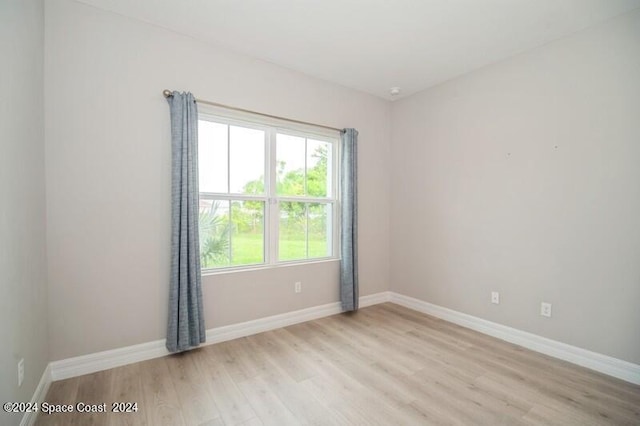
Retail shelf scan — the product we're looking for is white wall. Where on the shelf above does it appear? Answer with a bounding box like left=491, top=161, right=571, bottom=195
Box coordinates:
left=391, top=10, right=640, bottom=364
left=45, top=0, right=391, bottom=361
left=0, top=1, right=49, bottom=425
left=42, top=0, right=640, bottom=370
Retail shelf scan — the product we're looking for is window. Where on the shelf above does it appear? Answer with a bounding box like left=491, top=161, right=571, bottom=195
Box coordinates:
left=198, top=108, right=339, bottom=272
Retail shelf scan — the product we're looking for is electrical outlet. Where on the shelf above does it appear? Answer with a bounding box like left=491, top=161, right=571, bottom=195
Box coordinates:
left=541, top=302, right=552, bottom=318
left=491, top=291, right=500, bottom=304
left=18, top=358, right=24, bottom=387
left=294, top=281, right=302, bottom=293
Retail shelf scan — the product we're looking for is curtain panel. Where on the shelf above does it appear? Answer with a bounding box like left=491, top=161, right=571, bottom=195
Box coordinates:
left=340, top=128, right=359, bottom=311
left=166, top=91, right=206, bottom=352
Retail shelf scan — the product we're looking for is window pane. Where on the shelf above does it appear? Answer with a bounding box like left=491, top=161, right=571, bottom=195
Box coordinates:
left=279, top=202, right=306, bottom=261
left=308, top=203, right=331, bottom=258
left=230, top=200, right=264, bottom=266
left=276, top=133, right=305, bottom=196
left=199, top=200, right=230, bottom=268
left=198, top=121, right=228, bottom=193
left=307, top=139, right=331, bottom=197
left=229, top=125, right=265, bottom=194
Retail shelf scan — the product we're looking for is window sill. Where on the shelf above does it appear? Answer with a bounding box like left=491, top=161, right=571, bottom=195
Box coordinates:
left=201, top=257, right=340, bottom=277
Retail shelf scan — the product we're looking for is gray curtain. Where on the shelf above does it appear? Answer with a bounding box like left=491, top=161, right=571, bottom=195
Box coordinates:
left=166, top=91, right=205, bottom=353
left=340, top=128, right=359, bottom=311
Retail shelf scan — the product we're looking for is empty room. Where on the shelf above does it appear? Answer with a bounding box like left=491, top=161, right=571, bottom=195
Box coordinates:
left=2, top=0, right=640, bottom=425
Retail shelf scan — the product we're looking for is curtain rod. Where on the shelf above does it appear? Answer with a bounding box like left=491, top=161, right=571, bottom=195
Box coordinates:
left=163, top=90, right=343, bottom=133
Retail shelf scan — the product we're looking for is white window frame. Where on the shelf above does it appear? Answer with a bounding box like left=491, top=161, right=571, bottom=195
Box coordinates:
left=198, top=104, right=341, bottom=275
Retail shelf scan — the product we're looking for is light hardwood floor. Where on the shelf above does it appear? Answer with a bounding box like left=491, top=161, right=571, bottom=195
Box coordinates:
left=35, top=303, right=640, bottom=425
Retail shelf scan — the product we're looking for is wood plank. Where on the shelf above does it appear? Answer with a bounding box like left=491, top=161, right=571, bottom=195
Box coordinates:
left=73, top=369, right=113, bottom=426
left=165, top=351, right=221, bottom=425
left=139, top=357, right=186, bottom=426
left=192, top=346, right=257, bottom=425
left=259, top=371, right=348, bottom=426
left=236, top=375, right=300, bottom=426
left=207, top=337, right=272, bottom=383
left=34, top=377, right=80, bottom=426
left=246, top=330, right=319, bottom=382
left=106, top=362, right=146, bottom=426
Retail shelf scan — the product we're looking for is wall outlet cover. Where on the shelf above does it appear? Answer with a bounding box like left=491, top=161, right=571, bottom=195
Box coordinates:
left=541, top=302, right=552, bottom=318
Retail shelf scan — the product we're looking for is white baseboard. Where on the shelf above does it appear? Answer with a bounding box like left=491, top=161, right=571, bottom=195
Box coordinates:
left=389, top=292, right=640, bottom=385
left=205, top=291, right=391, bottom=345
left=20, top=364, right=52, bottom=426
left=50, top=292, right=391, bottom=381
left=205, top=301, right=340, bottom=346
left=47, top=289, right=638, bottom=387
left=360, top=291, right=393, bottom=307
left=50, top=338, right=169, bottom=381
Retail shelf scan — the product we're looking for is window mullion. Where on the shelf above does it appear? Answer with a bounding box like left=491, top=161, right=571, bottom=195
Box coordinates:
left=276, top=196, right=335, bottom=204
left=305, top=203, right=309, bottom=258
left=226, top=125, right=231, bottom=193
left=268, top=128, right=278, bottom=264
left=199, top=193, right=267, bottom=202
left=304, top=138, right=308, bottom=196
left=228, top=200, right=233, bottom=265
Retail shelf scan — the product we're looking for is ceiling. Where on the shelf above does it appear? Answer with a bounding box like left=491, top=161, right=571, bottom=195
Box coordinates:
left=76, top=0, right=640, bottom=100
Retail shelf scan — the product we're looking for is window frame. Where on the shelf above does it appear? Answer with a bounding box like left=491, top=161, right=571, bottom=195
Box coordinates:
left=198, top=105, right=341, bottom=275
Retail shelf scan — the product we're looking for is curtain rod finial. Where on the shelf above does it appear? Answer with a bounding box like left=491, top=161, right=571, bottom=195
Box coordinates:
left=163, top=89, right=173, bottom=98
